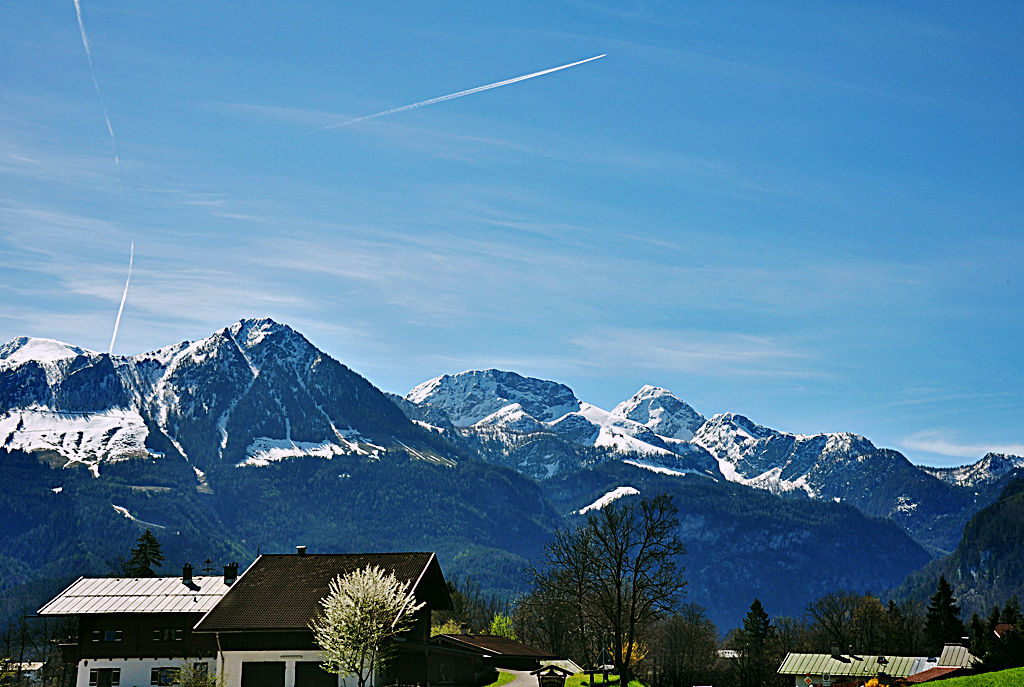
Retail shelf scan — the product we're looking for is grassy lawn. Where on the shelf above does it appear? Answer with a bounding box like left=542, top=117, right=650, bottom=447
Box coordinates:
left=563, top=674, right=644, bottom=687
left=481, top=672, right=517, bottom=687
left=936, top=667, right=1024, bottom=687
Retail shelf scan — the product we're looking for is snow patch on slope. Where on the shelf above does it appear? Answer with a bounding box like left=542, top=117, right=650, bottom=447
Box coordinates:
left=239, top=436, right=370, bottom=467
left=577, top=486, right=639, bottom=514
left=579, top=403, right=674, bottom=456
left=112, top=504, right=165, bottom=529
left=0, top=408, right=150, bottom=465
left=623, top=459, right=713, bottom=477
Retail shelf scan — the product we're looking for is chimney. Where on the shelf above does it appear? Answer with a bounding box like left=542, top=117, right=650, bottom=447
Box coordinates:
left=460, top=623, right=470, bottom=636
left=182, top=563, right=193, bottom=585
left=831, top=646, right=841, bottom=659
left=297, top=546, right=307, bottom=556
left=224, top=562, right=238, bottom=585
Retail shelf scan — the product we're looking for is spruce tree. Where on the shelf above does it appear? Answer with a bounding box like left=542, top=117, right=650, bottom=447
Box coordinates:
left=924, top=575, right=963, bottom=654
left=1001, top=595, right=1022, bottom=626
left=731, top=599, right=776, bottom=687
left=743, top=599, right=774, bottom=647
left=128, top=529, right=165, bottom=577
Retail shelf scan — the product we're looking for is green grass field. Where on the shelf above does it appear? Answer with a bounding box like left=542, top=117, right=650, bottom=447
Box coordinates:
left=929, top=667, right=1024, bottom=687
left=562, top=674, right=644, bottom=687
left=482, top=672, right=517, bottom=687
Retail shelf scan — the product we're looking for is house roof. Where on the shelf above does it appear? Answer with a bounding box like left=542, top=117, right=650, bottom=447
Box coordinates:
left=778, top=654, right=928, bottom=679
left=778, top=645, right=977, bottom=680
left=994, top=623, right=1015, bottom=639
left=37, top=576, right=232, bottom=615
left=432, top=634, right=556, bottom=658
left=904, top=666, right=964, bottom=684
left=194, top=552, right=451, bottom=633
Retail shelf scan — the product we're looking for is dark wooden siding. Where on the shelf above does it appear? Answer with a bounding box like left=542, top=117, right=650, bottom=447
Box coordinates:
left=77, top=613, right=217, bottom=659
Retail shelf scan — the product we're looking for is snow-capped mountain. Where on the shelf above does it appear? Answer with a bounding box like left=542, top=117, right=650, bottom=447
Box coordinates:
left=691, top=412, right=877, bottom=497
left=398, top=368, right=1023, bottom=554
left=0, top=319, right=442, bottom=475
left=402, top=370, right=720, bottom=480
left=407, top=369, right=581, bottom=425
left=612, top=385, right=706, bottom=440
left=922, top=453, right=1024, bottom=488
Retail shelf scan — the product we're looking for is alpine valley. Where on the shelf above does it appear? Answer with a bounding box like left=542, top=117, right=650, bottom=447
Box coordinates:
left=1, top=319, right=1021, bottom=630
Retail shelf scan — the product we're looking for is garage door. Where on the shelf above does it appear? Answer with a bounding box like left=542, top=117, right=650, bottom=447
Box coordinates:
left=295, top=663, right=337, bottom=687
left=241, top=663, right=285, bottom=687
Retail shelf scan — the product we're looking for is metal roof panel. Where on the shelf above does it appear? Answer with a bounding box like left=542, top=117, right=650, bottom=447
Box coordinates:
left=37, top=576, right=233, bottom=615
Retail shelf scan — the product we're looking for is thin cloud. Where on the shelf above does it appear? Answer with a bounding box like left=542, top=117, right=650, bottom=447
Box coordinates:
left=569, top=328, right=816, bottom=379
left=901, top=431, right=1024, bottom=459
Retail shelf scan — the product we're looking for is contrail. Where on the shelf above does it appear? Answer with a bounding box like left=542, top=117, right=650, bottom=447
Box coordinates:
left=108, top=241, right=133, bottom=355
left=293, top=54, right=605, bottom=139
left=73, top=0, right=121, bottom=177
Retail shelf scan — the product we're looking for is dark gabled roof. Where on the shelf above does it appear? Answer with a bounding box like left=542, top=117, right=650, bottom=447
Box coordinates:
left=194, top=552, right=451, bottom=632
left=432, top=634, right=556, bottom=659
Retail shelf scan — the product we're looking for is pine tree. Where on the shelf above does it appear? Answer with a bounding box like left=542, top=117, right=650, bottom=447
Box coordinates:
left=743, top=599, right=773, bottom=647
left=128, top=529, right=165, bottom=577
left=1001, top=595, right=1022, bottom=626
left=924, top=575, right=963, bottom=654
left=731, top=599, right=776, bottom=687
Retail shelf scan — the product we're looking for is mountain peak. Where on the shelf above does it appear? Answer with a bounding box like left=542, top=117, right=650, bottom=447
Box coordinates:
left=611, top=385, right=705, bottom=440
left=0, top=337, right=95, bottom=370
left=227, top=318, right=295, bottom=348
left=405, top=369, right=581, bottom=426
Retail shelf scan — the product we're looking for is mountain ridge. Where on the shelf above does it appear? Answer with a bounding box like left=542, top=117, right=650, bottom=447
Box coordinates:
left=1, top=318, right=1023, bottom=632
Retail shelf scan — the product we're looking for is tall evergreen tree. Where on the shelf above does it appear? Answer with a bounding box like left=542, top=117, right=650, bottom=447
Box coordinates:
left=1001, top=595, right=1022, bottom=626
left=731, top=599, right=777, bottom=687
left=744, top=599, right=773, bottom=646
left=128, top=529, right=165, bottom=577
left=924, top=575, right=963, bottom=653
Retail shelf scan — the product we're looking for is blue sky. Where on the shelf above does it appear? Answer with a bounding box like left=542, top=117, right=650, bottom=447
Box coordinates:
left=1, top=1, right=1021, bottom=467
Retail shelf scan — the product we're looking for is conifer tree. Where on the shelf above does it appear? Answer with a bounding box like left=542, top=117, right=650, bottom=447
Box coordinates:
left=128, top=529, right=165, bottom=577
left=924, top=575, right=963, bottom=654
left=1001, top=595, right=1022, bottom=626
left=731, top=599, right=776, bottom=687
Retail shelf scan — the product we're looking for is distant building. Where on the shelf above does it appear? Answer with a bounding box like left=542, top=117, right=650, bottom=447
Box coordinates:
left=777, top=643, right=977, bottom=686
left=431, top=633, right=557, bottom=670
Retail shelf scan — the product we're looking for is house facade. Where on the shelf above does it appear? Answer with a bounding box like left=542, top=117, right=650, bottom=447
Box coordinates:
left=37, top=564, right=237, bottom=687
left=192, top=549, right=489, bottom=687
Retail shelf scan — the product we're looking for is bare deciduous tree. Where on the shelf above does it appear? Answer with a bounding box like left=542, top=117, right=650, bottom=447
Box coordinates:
left=531, top=493, right=687, bottom=683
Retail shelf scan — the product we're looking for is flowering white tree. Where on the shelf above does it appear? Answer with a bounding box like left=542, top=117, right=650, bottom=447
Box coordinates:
left=309, top=566, right=425, bottom=687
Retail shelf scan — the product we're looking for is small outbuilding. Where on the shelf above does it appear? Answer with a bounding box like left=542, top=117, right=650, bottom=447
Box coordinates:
left=431, top=634, right=558, bottom=671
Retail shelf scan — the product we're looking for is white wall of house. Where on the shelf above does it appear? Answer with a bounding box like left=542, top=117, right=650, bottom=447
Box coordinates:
left=76, top=657, right=215, bottom=687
